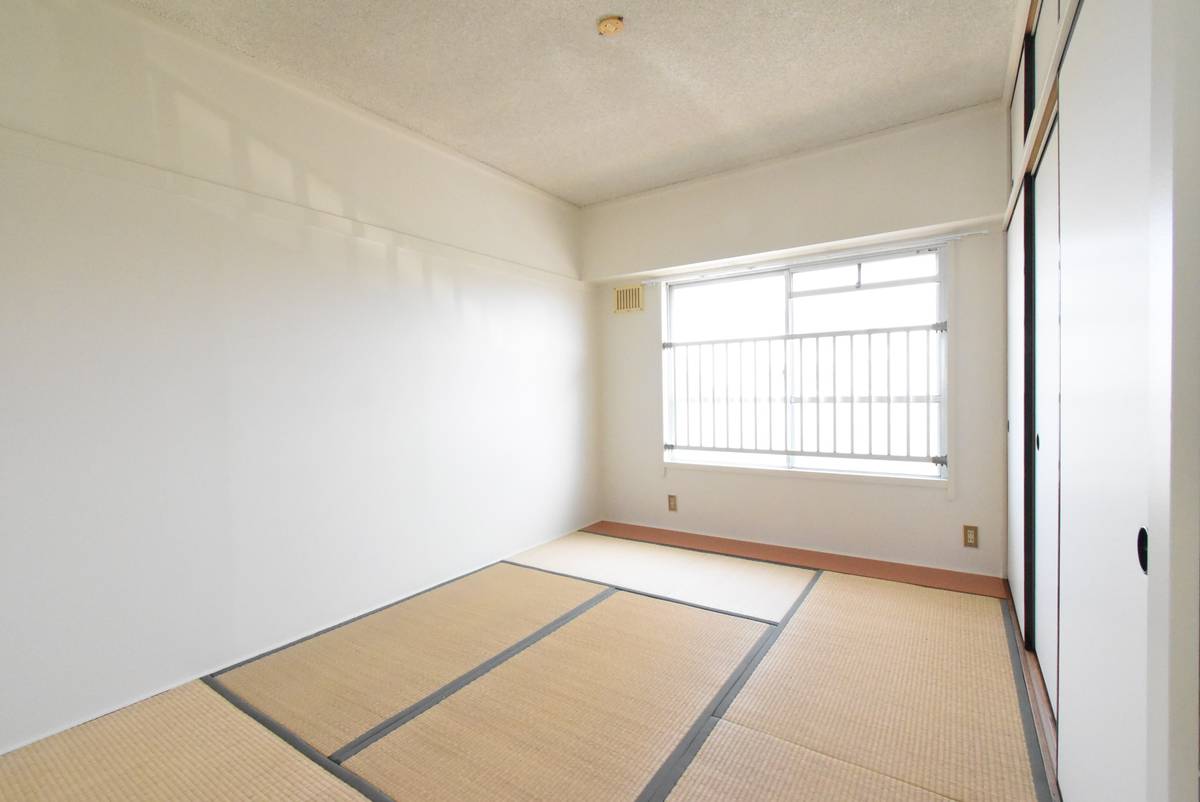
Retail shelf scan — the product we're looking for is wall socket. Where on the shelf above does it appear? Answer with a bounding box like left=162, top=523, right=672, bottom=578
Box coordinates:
left=963, top=525, right=979, bottom=548
left=667, top=494, right=678, bottom=512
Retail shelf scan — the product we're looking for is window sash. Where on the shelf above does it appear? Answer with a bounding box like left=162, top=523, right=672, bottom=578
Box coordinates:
left=662, top=246, right=949, bottom=477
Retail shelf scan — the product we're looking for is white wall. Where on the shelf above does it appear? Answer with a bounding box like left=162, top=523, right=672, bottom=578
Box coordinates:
left=1147, top=0, right=1200, bottom=797
left=598, top=230, right=1009, bottom=576
left=581, top=103, right=1007, bottom=280
left=0, top=0, right=578, bottom=278
left=592, top=104, right=1010, bottom=577
left=0, top=0, right=597, bottom=754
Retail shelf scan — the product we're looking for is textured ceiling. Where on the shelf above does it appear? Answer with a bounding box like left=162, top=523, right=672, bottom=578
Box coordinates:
left=125, top=0, right=1016, bottom=206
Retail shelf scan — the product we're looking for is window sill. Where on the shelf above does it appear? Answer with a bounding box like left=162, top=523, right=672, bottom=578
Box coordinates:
left=662, top=459, right=951, bottom=489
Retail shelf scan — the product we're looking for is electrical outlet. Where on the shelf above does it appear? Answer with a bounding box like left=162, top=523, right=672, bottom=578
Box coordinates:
left=667, top=494, right=677, bottom=512
left=963, top=525, right=979, bottom=548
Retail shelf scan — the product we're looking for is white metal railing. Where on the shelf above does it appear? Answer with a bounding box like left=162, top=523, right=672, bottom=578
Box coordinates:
left=663, top=322, right=947, bottom=466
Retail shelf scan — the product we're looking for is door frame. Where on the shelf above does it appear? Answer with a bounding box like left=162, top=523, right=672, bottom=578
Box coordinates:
left=1022, top=170, right=1037, bottom=653
left=1029, top=117, right=1061, bottom=712
left=1024, top=113, right=1062, bottom=670
left=1019, top=29, right=1039, bottom=653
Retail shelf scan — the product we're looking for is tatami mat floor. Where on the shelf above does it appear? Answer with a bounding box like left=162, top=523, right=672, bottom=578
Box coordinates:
left=345, top=592, right=764, bottom=801
left=0, top=532, right=1051, bottom=802
left=0, top=682, right=368, bottom=802
left=669, top=720, right=952, bottom=802
left=685, top=572, right=1048, bottom=802
left=218, top=562, right=601, bottom=757
left=510, top=531, right=814, bottom=622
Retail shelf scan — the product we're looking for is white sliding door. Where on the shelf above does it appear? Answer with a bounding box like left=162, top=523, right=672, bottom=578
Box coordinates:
left=1032, top=126, right=1060, bottom=715
left=1006, top=191, right=1027, bottom=634
left=1056, top=0, right=1151, bottom=797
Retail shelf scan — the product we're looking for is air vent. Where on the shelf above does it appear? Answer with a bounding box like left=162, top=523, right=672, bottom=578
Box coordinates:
left=613, top=285, right=643, bottom=313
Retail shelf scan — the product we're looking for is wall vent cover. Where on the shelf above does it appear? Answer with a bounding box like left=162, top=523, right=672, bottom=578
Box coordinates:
left=613, top=285, right=644, bottom=313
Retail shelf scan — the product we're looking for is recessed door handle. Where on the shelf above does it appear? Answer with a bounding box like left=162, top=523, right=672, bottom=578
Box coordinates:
left=1035, top=433, right=1040, bottom=450
left=1137, top=528, right=1148, bottom=574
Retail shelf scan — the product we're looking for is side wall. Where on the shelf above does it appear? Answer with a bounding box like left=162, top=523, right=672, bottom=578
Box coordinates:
left=581, top=103, right=1007, bottom=280
left=0, top=0, right=597, bottom=754
left=1147, top=0, right=1200, bottom=797
left=597, top=233, right=1008, bottom=576
left=591, top=104, right=1010, bottom=577
left=0, top=0, right=578, bottom=277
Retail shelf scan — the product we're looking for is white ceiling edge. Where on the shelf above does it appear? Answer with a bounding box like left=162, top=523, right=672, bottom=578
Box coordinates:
left=581, top=101, right=1006, bottom=213
left=590, top=215, right=1005, bottom=285
left=1003, top=0, right=1036, bottom=107
left=111, top=0, right=1010, bottom=221
left=107, top=0, right=582, bottom=214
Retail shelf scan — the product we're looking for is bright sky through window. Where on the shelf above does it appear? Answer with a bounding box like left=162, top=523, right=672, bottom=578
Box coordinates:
left=663, top=248, right=947, bottom=478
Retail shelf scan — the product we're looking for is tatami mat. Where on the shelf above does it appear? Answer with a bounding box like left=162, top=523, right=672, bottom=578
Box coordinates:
left=218, top=562, right=601, bottom=756
left=722, top=571, right=1040, bottom=801
left=344, top=591, right=766, bottom=801
left=668, top=719, right=951, bottom=802
left=509, top=531, right=814, bottom=622
left=0, top=682, right=365, bottom=802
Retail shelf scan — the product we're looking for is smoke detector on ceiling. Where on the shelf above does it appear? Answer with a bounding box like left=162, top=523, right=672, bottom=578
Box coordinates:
left=597, top=16, right=625, bottom=37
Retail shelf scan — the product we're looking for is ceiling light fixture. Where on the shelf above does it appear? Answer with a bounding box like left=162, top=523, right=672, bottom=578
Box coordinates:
left=597, top=15, right=624, bottom=37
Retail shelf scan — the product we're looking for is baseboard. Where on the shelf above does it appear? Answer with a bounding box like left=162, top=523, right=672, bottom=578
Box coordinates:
left=581, top=520, right=1008, bottom=598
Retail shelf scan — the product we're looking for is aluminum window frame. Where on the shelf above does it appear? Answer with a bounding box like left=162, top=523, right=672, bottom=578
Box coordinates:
left=662, top=244, right=950, bottom=479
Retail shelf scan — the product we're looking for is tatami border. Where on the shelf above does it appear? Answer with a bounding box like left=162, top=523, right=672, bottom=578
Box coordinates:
left=329, top=586, right=617, bottom=763
left=635, top=570, right=824, bottom=802
left=212, top=563, right=497, bottom=677
left=203, top=538, right=1048, bottom=802
left=201, top=676, right=397, bottom=802
left=208, top=546, right=788, bottom=782
left=502, top=559, right=779, bottom=625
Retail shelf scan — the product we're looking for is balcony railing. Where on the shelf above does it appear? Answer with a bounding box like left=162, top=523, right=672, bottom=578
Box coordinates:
left=663, top=322, right=948, bottom=467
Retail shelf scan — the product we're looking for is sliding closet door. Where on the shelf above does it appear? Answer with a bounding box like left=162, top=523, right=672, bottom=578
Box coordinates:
left=1006, top=193, right=1027, bottom=634
left=1056, top=0, right=1150, bottom=796
left=1032, top=126, right=1060, bottom=715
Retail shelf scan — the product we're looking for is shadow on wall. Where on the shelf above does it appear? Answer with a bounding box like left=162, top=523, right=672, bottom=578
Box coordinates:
left=1, top=0, right=578, bottom=277
left=0, top=0, right=598, bottom=757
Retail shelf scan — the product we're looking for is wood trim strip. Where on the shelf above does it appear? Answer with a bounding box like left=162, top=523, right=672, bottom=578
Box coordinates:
left=581, top=521, right=1008, bottom=599
left=1002, top=0, right=1038, bottom=108
left=1001, top=0, right=1067, bottom=119
left=1006, top=82, right=1061, bottom=230
left=1004, top=0, right=1082, bottom=230
left=1000, top=598, right=1055, bottom=801
left=1004, top=581, right=1062, bottom=800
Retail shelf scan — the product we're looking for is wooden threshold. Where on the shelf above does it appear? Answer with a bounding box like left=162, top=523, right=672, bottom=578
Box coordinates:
left=581, top=521, right=1008, bottom=599
left=1004, top=581, right=1061, bottom=799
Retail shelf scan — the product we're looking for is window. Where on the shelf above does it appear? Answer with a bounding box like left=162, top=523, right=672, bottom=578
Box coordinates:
left=663, top=247, right=948, bottom=478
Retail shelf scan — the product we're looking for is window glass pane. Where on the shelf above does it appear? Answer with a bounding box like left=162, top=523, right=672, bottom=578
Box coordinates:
left=789, top=283, right=938, bottom=334
left=670, top=274, right=785, bottom=342
left=860, top=253, right=938, bottom=284
left=663, top=249, right=946, bottom=479
left=790, top=264, right=857, bottom=293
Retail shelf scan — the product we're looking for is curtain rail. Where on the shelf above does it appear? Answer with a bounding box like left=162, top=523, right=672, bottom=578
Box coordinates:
left=663, top=321, right=946, bottom=350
